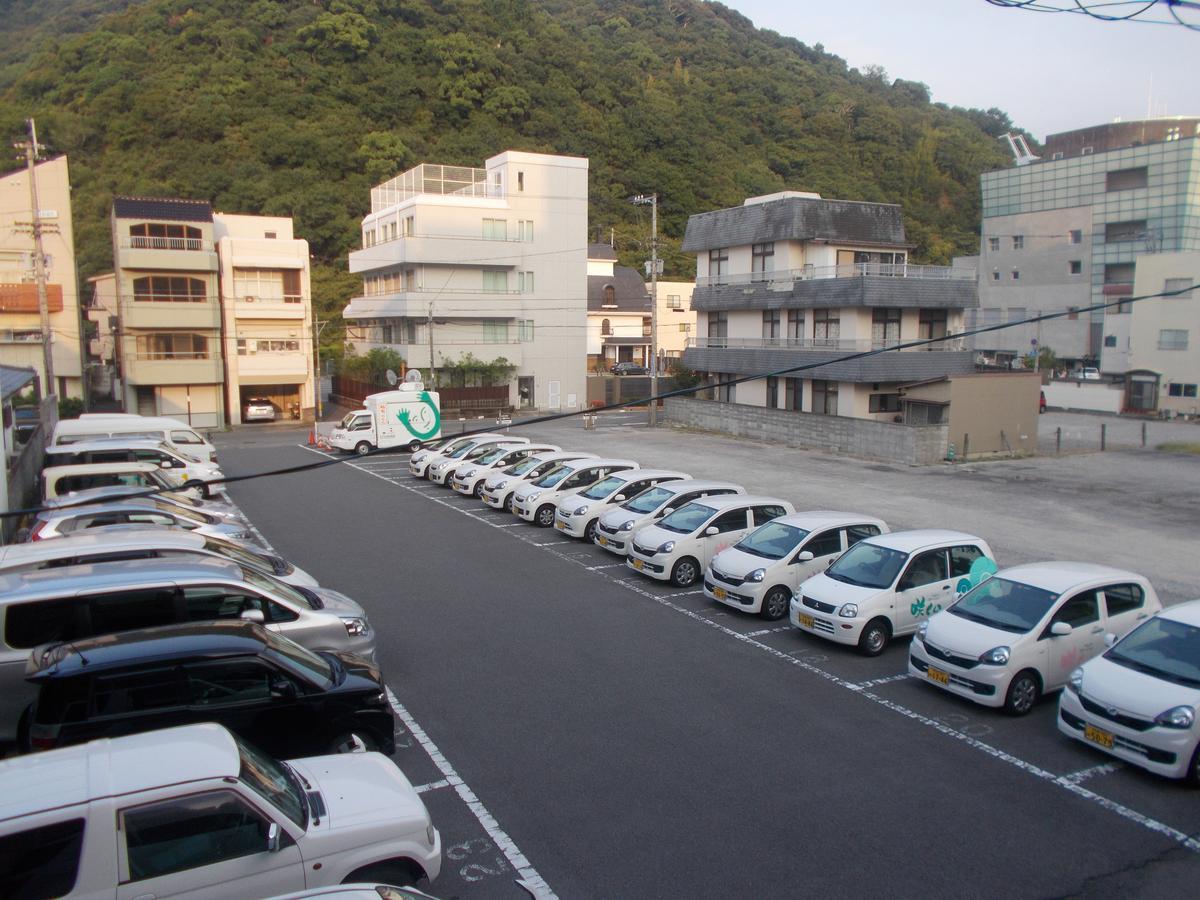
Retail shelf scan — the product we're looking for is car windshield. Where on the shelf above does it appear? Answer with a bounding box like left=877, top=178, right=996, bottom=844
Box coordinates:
left=237, top=736, right=307, bottom=828
left=624, top=485, right=673, bottom=514
left=580, top=475, right=625, bottom=501
left=477, top=447, right=509, bottom=464
left=825, top=542, right=906, bottom=589
left=948, top=577, right=1058, bottom=633
left=1105, top=616, right=1200, bottom=688
left=447, top=441, right=478, bottom=459
left=736, top=522, right=809, bottom=560
left=240, top=566, right=315, bottom=609
left=658, top=502, right=716, bottom=534
left=506, top=457, right=543, bottom=476
left=150, top=503, right=209, bottom=526
left=156, top=489, right=201, bottom=509
left=531, top=464, right=573, bottom=488
left=263, top=631, right=333, bottom=687
left=203, top=537, right=276, bottom=574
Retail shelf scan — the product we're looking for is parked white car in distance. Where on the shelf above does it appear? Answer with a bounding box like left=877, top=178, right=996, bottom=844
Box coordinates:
left=426, top=435, right=528, bottom=485
left=791, top=529, right=996, bottom=656
left=1058, top=599, right=1200, bottom=782
left=409, top=433, right=506, bottom=478
left=479, top=451, right=596, bottom=512
left=451, top=443, right=558, bottom=497
left=626, top=495, right=795, bottom=588
left=594, top=480, right=745, bottom=557
left=706, top=511, right=890, bottom=621
left=511, top=458, right=640, bottom=527
left=554, top=469, right=691, bottom=542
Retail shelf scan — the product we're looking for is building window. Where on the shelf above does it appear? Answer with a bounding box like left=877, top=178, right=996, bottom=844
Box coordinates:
left=404, top=215, right=414, bottom=236
left=715, top=375, right=735, bottom=403
left=679, top=322, right=691, bottom=333
left=1012, top=235, right=1024, bottom=250
left=1159, top=329, right=1189, bottom=351
left=1081, top=146, right=1094, bottom=155
left=786, top=309, right=804, bottom=343
left=1166, top=126, right=1181, bottom=141
left=519, top=271, right=535, bottom=293
left=1104, top=335, right=1118, bottom=348
left=1116, top=300, right=1132, bottom=314
left=389, top=222, right=397, bottom=241
left=784, top=378, right=801, bottom=411
left=1069, top=260, right=1082, bottom=275
left=992, top=269, right=1000, bottom=281
left=667, top=294, right=681, bottom=309
left=482, top=271, right=507, bottom=293
left=132, top=276, right=207, bottom=302
left=1105, top=263, right=1135, bottom=286
left=232, top=269, right=301, bottom=303
left=766, top=376, right=779, bottom=408
left=869, top=393, right=902, bottom=413
left=518, top=320, right=534, bottom=342
left=871, top=308, right=900, bottom=348
left=987, top=237, right=999, bottom=252
left=708, top=248, right=729, bottom=284
left=136, top=333, right=207, bottom=359
left=642, top=316, right=652, bottom=337
left=1069, top=229, right=1082, bottom=244
left=919, top=308, right=948, bottom=344
left=482, top=218, right=507, bottom=240
left=1165, top=277, right=1194, bottom=295
left=602, top=285, right=616, bottom=307
left=707, top=311, right=728, bottom=344
left=1105, top=220, right=1146, bottom=243
left=1168, top=383, right=1198, bottom=398
left=517, top=171, right=524, bottom=192
left=483, top=320, right=509, bottom=343
left=128, top=223, right=202, bottom=250
left=1006, top=307, right=1026, bottom=324
left=517, top=220, right=534, bottom=242
left=264, top=231, right=277, bottom=239
left=1051, top=152, right=1064, bottom=160
left=1106, top=167, right=1147, bottom=191
left=601, top=318, right=612, bottom=336
left=812, top=309, right=839, bottom=346
left=751, top=242, right=775, bottom=281
left=811, top=379, right=838, bottom=416
left=237, top=338, right=302, bottom=355
left=1011, top=270, right=1020, bottom=280
left=762, top=309, right=781, bottom=342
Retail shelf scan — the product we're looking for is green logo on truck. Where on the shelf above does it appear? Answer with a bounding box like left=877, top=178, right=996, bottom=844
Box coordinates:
left=397, top=391, right=440, bottom=440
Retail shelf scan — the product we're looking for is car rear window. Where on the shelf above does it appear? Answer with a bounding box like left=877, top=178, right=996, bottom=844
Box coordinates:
left=0, top=818, right=85, bottom=898
left=5, top=599, right=87, bottom=650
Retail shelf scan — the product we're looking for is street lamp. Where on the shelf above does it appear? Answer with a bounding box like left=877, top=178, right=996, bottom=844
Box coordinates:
left=630, top=193, right=659, bottom=427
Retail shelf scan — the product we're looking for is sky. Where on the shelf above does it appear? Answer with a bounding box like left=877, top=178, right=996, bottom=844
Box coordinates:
left=725, top=0, right=1198, bottom=141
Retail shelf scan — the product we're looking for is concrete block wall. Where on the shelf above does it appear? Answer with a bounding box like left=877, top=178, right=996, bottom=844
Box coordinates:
left=665, top=397, right=949, bottom=466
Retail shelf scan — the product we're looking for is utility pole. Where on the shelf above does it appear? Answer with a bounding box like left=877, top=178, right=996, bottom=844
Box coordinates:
left=313, top=315, right=328, bottom=419
left=14, top=118, right=56, bottom=403
left=427, top=301, right=435, bottom=387
left=631, top=193, right=659, bottom=427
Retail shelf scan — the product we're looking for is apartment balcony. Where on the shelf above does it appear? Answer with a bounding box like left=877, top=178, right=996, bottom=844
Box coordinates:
left=343, top=290, right=524, bottom=321
left=347, top=340, right=524, bottom=371
left=234, top=351, right=309, bottom=385
left=349, top=234, right=524, bottom=273
left=0, top=282, right=64, bottom=313
left=232, top=296, right=308, bottom=319
left=121, top=297, right=222, bottom=330
left=117, top=236, right=219, bottom=273
left=691, top=263, right=977, bottom=312
left=125, top=354, right=223, bottom=386
left=682, top=336, right=976, bottom=384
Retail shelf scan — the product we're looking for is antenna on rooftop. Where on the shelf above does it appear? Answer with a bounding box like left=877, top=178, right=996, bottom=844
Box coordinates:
left=1002, top=133, right=1040, bottom=166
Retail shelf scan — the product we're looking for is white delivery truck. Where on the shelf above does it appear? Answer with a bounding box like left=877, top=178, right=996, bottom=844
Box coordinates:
left=328, top=380, right=442, bottom=455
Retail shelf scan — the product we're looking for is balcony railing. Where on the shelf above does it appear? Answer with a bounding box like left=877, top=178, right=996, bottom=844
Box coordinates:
left=696, top=262, right=976, bottom=289
left=121, top=236, right=213, bottom=252
left=362, top=230, right=535, bottom=249
left=687, top=336, right=967, bottom=352
left=133, top=351, right=213, bottom=361
left=121, top=293, right=219, bottom=305
left=370, top=163, right=497, bottom=212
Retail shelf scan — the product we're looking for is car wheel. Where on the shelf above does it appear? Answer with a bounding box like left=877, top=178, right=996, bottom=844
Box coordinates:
left=1185, top=743, right=1200, bottom=788
left=329, top=730, right=379, bottom=754
left=354, top=441, right=372, bottom=456
left=857, top=618, right=891, bottom=656
left=407, top=440, right=420, bottom=452
left=472, top=480, right=484, bottom=498
left=1004, top=670, right=1041, bottom=716
left=16, top=707, right=31, bottom=754
left=535, top=504, right=556, bottom=527
left=584, top=519, right=600, bottom=544
left=761, top=586, right=791, bottom=621
left=671, top=557, right=700, bottom=587
left=343, top=860, right=421, bottom=887
left=504, top=492, right=516, bottom=513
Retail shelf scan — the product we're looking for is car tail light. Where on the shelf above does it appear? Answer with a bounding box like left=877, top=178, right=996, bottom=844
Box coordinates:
left=27, top=520, right=47, bottom=541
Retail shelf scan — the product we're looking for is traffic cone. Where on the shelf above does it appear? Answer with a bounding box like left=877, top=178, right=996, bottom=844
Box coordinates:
left=307, top=428, right=316, bottom=446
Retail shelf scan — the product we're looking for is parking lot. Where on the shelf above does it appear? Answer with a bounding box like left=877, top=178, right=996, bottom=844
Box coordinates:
left=217, top=413, right=1200, bottom=897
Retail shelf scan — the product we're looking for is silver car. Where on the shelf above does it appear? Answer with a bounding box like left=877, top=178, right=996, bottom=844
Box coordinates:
left=244, top=397, right=277, bottom=422
left=0, top=557, right=378, bottom=744
left=45, top=484, right=242, bottom=522
left=31, top=498, right=250, bottom=542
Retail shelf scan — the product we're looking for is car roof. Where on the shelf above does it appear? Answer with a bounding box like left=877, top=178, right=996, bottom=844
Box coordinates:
left=40, top=498, right=183, bottom=518
left=612, top=469, right=690, bottom=481
left=43, top=461, right=160, bottom=476
left=0, top=527, right=205, bottom=567
left=992, top=561, right=1150, bottom=594
left=0, top=723, right=240, bottom=823
left=563, top=457, right=640, bottom=469
left=863, top=529, right=987, bottom=553
left=658, top=480, right=744, bottom=495
left=45, top=486, right=165, bottom=507
left=0, top=555, right=245, bottom=600
left=30, top=621, right=270, bottom=680
left=44, top=438, right=178, bottom=454
left=685, top=494, right=791, bottom=511
left=529, top=450, right=594, bottom=462
left=772, top=510, right=888, bottom=530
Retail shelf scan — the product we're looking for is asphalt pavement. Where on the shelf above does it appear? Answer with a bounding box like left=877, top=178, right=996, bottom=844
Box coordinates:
left=216, top=416, right=1200, bottom=898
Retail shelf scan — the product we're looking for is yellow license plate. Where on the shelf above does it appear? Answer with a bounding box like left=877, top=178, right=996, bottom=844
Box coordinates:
left=597, top=536, right=608, bottom=546
left=798, top=614, right=814, bottom=629
left=927, top=667, right=949, bottom=686
left=1085, top=724, right=1114, bottom=749
left=713, top=587, right=727, bottom=600
left=555, top=521, right=567, bottom=531
left=632, top=558, right=644, bottom=570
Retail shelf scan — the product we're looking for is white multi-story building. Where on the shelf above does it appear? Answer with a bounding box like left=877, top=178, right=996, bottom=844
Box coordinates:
left=343, top=151, right=588, bottom=412
left=1121, top=251, right=1199, bottom=414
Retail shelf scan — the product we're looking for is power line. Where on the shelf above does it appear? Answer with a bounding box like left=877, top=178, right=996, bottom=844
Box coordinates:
left=984, top=0, right=1200, bottom=29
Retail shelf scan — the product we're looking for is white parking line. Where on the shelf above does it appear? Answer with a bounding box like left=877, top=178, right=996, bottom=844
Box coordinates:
left=851, top=673, right=914, bottom=690
left=586, top=563, right=627, bottom=570
left=1062, top=763, right=1123, bottom=784
left=744, top=626, right=794, bottom=638
left=414, top=779, right=452, bottom=794
left=534, top=541, right=573, bottom=547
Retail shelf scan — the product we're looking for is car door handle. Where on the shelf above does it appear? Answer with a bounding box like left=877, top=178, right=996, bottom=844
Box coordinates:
left=1091, top=626, right=1104, bottom=634
left=1136, top=613, right=1148, bottom=619
left=940, top=585, right=950, bottom=590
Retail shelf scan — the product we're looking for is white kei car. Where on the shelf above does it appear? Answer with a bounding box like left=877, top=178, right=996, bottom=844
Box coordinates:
left=706, top=511, right=890, bottom=621
left=594, top=480, right=744, bottom=557
left=479, top=451, right=596, bottom=512
left=427, top=436, right=528, bottom=485
left=626, top=495, right=795, bottom=588
left=451, top=443, right=559, bottom=498
left=910, top=562, right=1160, bottom=715
left=791, top=530, right=996, bottom=656
left=1058, top=599, right=1200, bottom=782
left=511, top=458, right=640, bottom=527
left=408, top=432, right=507, bottom=479
left=554, top=469, right=690, bottom=543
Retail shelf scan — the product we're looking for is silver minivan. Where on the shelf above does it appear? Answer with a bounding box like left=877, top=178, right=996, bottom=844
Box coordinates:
left=0, top=558, right=378, bottom=744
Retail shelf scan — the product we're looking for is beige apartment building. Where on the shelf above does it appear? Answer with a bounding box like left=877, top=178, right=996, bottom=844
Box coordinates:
left=1119, top=251, right=1199, bottom=414
left=0, top=156, right=83, bottom=399
left=343, top=151, right=588, bottom=411
left=656, top=281, right=697, bottom=362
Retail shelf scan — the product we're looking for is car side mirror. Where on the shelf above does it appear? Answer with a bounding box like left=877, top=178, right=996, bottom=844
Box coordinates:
left=793, top=550, right=814, bottom=564
left=1050, top=621, right=1073, bottom=637
left=1104, top=632, right=1117, bottom=648
left=267, top=822, right=281, bottom=853
left=160, top=460, right=173, bottom=469
left=240, top=609, right=266, bottom=624
left=661, top=508, right=674, bottom=516
left=614, top=494, right=626, bottom=502
left=270, top=677, right=297, bottom=699
left=704, top=526, right=719, bottom=536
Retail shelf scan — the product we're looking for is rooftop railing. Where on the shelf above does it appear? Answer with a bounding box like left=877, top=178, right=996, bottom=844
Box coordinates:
left=687, top=336, right=967, bottom=352
left=696, top=262, right=975, bottom=289
left=370, top=163, right=498, bottom=212
left=122, top=236, right=212, bottom=252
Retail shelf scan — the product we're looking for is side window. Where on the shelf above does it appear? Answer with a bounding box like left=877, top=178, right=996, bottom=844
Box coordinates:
left=0, top=818, right=85, bottom=898
left=622, top=480, right=652, bottom=497
left=561, top=473, right=586, bottom=490
left=898, top=550, right=949, bottom=591
left=1052, top=591, right=1101, bottom=628
left=126, top=513, right=178, bottom=527
left=846, top=524, right=882, bottom=546
left=4, top=599, right=86, bottom=649
left=93, top=450, right=133, bottom=463
left=91, top=668, right=187, bottom=717
left=88, top=589, right=177, bottom=634
left=122, top=791, right=271, bottom=882
left=181, top=586, right=263, bottom=621
left=805, top=530, right=843, bottom=558
left=49, top=550, right=151, bottom=567
left=1103, top=583, right=1145, bottom=617
left=752, top=505, right=787, bottom=526
left=949, top=545, right=985, bottom=578
left=171, top=430, right=203, bottom=445
left=710, top=509, right=749, bottom=533
left=185, top=660, right=273, bottom=706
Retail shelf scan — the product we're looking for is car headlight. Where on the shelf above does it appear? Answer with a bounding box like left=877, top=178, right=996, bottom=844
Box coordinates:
left=619, top=520, right=633, bottom=531
left=838, top=602, right=858, bottom=618
left=657, top=540, right=675, bottom=554
left=979, top=645, right=1011, bottom=665
left=526, top=492, right=541, bottom=502
left=342, top=617, right=369, bottom=637
left=1154, top=705, right=1195, bottom=729
left=746, top=568, right=766, bottom=583
left=1067, top=667, right=1084, bottom=695
left=916, top=621, right=929, bottom=642
left=573, top=505, right=589, bottom=516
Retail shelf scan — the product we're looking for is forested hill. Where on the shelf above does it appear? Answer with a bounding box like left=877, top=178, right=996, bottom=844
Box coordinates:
left=0, top=0, right=1023, bottom=339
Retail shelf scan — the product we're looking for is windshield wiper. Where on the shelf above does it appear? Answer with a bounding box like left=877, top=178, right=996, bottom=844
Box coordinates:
left=825, top=571, right=861, bottom=586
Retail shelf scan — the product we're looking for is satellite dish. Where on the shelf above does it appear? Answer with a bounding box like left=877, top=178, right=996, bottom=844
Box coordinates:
left=385, top=369, right=398, bottom=386
left=404, top=369, right=423, bottom=384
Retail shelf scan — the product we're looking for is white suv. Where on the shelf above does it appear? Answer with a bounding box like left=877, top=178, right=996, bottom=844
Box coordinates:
left=594, top=481, right=744, bottom=557
left=626, top=495, right=795, bottom=588
left=706, top=511, right=889, bottom=621
left=791, top=529, right=996, bottom=656
left=479, top=451, right=596, bottom=512
left=511, top=458, right=640, bottom=527
left=0, top=723, right=441, bottom=897
left=554, top=469, right=690, bottom=543
left=451, top=443, right=559, bottom=498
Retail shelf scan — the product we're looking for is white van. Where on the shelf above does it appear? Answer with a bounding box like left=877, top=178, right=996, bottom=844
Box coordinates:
left=511, top=458, right=640, bottom=527
left=44, top=439, right=223, bottom=489
left=791, top=529, right=997, bottom=656
left=553, top=469, right=691, bottom=543
left=594, top=480, right=745, bottom=557
left=706, top=511, right=890, bottom=621
left=42, top=461, right=208, bottom=502
left=52, top=415, right=217, bottom=463
left=626, top=495, right=795, bottom=587
left=0, top=723, right=441, bottom=896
